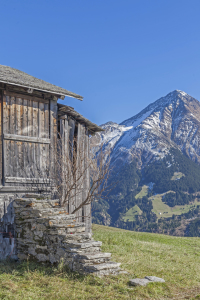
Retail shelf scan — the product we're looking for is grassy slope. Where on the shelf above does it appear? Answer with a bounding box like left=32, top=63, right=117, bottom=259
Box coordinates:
left=122, top=205, right=142, bottom=222
left=171, top=172, right=185, bottom=181
left=135, top=185, right=149, bottom=199
left=124, top=182, right=200, bottom=220
left=150, top=195, right=200, bottom=219
left=0, top=225, right=200, bottom=299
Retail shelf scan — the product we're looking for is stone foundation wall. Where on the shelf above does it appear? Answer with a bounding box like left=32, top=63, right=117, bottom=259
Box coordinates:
left=10, top=196, right=125, bottom=276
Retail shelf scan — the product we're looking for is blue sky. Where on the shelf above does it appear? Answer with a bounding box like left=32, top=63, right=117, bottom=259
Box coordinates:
left=1, top=0, right=200, bottom=125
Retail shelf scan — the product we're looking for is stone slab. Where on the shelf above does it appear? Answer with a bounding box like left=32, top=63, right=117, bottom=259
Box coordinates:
left=129, top=278, right=150, bottom=286
left=145, top=276, right=165, bottom=283
left=130, top=276, right=165, bottom=287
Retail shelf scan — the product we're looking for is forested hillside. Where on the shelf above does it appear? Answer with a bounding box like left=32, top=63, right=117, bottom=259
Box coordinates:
left=92, top=91, right=200, bottom=237
left=92, top=148, right=200, bottom=236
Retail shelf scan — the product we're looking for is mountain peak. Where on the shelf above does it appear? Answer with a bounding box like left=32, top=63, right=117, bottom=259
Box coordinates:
left=93, top=90, right=200, bottom=168
left=167, top=90, right=188, bottom=97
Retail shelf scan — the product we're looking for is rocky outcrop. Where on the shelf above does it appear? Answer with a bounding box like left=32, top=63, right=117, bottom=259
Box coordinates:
left=13, top=195, right=125, bottom=276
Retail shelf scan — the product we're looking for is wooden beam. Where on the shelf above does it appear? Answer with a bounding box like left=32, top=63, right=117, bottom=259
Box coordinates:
left=6, top=91, right=49, bottom=103
left=3, top=133, right=50, bottom=144
left=0, top=186, right=52, bottom=192
left=4, top=177, right=51, bottom=184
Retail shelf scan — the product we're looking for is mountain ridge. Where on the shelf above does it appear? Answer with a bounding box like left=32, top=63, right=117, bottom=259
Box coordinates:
left=91, top=90, right=200, bottom=236
left=94, top=90, right=200, bottom=167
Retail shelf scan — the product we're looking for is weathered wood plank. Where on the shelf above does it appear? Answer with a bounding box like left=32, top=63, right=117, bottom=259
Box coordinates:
left=84, top=129, right=91, bottom=232
left=43, top=102, right=50, bottom=179
left=49, top=99, right=57, bottom=184
left=3, top=95, right=9, bottom=178
left=10, top=96, right=15, bottom=135
left=64, top=117, right=69, bottom=212
left=39, top=102, right=45, bottom=138
left=10, top=141, right=15, bottom=177
left=68, top=117, right=76, bottom=213
left=5, top=177, right=50, bottom=184
left=27, top=99, right=33, bottom=137
left=68, top=117, right=76, bottom=161
left=22, top=100, right=28, bottom=179
left=0, top=186, right=52, bottom=192
left=59, top=119, right=65, bottom=204
left=16, top=98, right=23, bottom=179
left=6, top=91, right=49, bottom=104
left=0, top=93, right=2, bottom=184
left=32, top=101, right=38, bottom=137
left=44, top=102, right=49, bottom=139
left=27, top=100, right=33, bottom=179
left=3, top=95, right=8, bottom=134
left=39, top=102, right=45, bottom=177
left=75, top=123, right=84, bottom=222
left=3, top=133, right=50, bottom=144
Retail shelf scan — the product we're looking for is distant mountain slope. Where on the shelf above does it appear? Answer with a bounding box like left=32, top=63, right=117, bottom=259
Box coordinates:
left=91, top=90, right=200, bottom=236
left=93, top=90, right=200, bottom=167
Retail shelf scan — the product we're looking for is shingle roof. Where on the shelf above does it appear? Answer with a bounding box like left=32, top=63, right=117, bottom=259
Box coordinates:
left=0, top=65, right=83, bottom=100
left=58, top=103, right=103, bottom=133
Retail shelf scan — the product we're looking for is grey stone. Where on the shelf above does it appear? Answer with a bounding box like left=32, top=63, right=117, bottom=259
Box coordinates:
left=1, top=197, right=124, bottom=276
left=145, top=276, right=165, bottom=283
left=34, top=230, right=43, bottom=237
left=129, top=278, right=150, bottom=286
left=56, top=248, right=66, bottom=257
left=28, top=248, right=37, bottom=256
left=49, top=254, right=57, bottom=264
left=36, top=245, right=47, bottom=250
left=36, top=253, right=49, bottom=262
left=18, top=253, right=28, bottom=260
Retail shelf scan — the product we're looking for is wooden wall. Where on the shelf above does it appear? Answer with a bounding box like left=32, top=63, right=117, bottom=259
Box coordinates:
left=1, top=91, right=57, bottom=191
left=59, top=116, right=91, bottom=232
left=0, top=88, right=91, bottom=232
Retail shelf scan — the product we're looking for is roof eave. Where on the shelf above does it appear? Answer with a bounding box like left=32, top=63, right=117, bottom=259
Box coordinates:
left=0, top=79, right=83, bottom=101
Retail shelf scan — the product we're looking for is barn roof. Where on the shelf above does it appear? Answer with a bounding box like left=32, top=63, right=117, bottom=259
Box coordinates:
left=58, top=103, right=103, bottom=133
left=0, top=65, right=83, bottom=100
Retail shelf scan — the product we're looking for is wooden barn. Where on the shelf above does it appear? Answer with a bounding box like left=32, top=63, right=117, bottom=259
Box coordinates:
left=0, top=65, right=102, bottom=236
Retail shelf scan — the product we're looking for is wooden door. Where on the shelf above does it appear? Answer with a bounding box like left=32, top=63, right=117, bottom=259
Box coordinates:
left=2, top=93, right=51, bottom=187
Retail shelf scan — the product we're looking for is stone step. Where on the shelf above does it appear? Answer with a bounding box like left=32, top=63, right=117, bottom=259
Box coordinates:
left=36, top=208, right=74, bottom=217
left=48, top=222, right=85, bottom=229
left=65, top=247, right=102, bottom=254
left=76, top=253, right=111, bottom=265
left=84, top=262, right=121, bottom=272
left=16, top=207, right=72, bottom=215
left=14, top=199, right=60, bottom=209
left=46, top=215, right=77, bottom=223
left=76, top=252, right=111, bottom=260
left=64, top=241, right=102, bottom=249
left=63, top=233, right=92, bottom=241
left=24, top=194, right=51, bottom=199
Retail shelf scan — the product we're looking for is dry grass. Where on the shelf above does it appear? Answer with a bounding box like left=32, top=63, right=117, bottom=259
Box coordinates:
left=0, top=224, right=199, bottom=299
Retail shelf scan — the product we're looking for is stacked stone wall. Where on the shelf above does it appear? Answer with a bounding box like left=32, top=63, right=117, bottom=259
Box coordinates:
left=11, top=196, right=125, bottom=276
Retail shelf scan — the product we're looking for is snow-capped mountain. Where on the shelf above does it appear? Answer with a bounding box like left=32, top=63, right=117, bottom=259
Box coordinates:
left=92, top=90, right=200, bottom=167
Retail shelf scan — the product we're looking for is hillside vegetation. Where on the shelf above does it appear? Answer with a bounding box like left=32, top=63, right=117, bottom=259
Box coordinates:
left=0, top=225, right=199, bottom=299
left=93, top=149, right=200, bottom=236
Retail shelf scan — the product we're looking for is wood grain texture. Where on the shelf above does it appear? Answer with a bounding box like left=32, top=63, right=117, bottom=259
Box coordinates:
left=3, top=134, right=50, bottom=144
left=2, top=96, right=51, bottom=186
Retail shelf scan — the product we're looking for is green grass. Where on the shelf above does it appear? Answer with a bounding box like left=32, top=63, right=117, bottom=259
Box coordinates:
left=129, top=185, right=200, bottom=220
left=150, top=193, right=200, bottom=219
left=0, top=225, right=200, bottom=299
left=122, top=205, right=142, bottom=221
left=135, top=185, right=149, bottom=199
left=171, top=172, right=185, bottom=181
